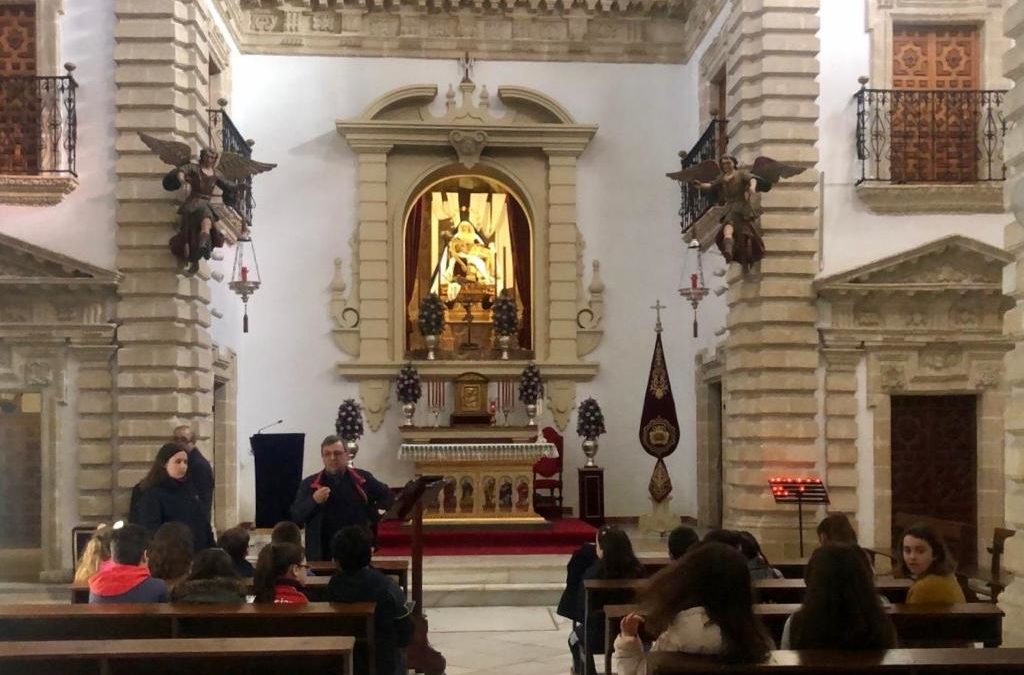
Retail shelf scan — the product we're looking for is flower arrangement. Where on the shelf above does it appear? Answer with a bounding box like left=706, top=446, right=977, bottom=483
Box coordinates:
left=395, top=363, right=422, bottom=405
left=418, top=293, right=446, bottom=336
left=492, top=290, right=519, bottom=337
left=335, top=398, right=364, bottom=442
left=518, top=363, right=544, bottom=405
left=576, top=397, right=606, bottom=439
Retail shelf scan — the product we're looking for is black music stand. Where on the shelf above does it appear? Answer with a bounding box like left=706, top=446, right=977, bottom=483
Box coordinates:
left=382, top=475, right=451, bottom=675
left=769, top=477, right=829, bottom=556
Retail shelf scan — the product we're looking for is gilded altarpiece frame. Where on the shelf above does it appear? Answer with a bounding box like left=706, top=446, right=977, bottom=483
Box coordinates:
left=333, top=81, right=605, bottom=431
left=816, top=236, right=1012, bottom=567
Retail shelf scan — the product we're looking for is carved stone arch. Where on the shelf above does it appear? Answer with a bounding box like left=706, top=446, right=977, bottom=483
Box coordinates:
left=335, top=79, right=604, bottom=432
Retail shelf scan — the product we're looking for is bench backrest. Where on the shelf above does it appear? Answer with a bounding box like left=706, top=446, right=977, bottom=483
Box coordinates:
left=645, top=648, right=1024, bottom=674
left=72, top=574, right=344, bottom=604
left=0, top=636, right=354, bottom=675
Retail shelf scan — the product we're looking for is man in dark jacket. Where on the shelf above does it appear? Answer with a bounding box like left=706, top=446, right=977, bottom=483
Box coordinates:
left=291, top=435, right=394, bottom=561
left=327, top=526, right=413, bottom=675
left=174, top=424, right=215, bottom=520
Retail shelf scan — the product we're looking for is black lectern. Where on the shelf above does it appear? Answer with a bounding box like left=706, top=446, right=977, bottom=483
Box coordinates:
left=251, top=433, right=305, bottom=528
left=383, top=475, right=450, bottom=675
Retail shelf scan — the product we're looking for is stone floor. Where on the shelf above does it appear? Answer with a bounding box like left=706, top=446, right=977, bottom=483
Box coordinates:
left=427, top=605, right=573, bottom=675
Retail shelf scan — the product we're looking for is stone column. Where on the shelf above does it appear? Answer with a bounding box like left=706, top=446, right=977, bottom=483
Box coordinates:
left=1001, top=0, right=1024, bottom=644
left=113, top=0, right=216, bottom=515
left=75, top=345, right=118, bottom=522
left=821, top=349, right=860, bottom=518
left=546, top=151, right=579, bottom=363
left=720, top=0, right=822, bottom=557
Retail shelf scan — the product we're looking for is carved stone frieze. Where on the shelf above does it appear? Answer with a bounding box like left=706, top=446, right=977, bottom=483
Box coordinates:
left=0, top=175, right=78, bottom=206
left=329, top=257, right=360, bottom=357
left=358, top=379, right=391, bottom=432
left=449, top=130, right=488, bottom=169
left=545, top=379, right=577, bottom=432
left=210, top=0, right=727, bottom=64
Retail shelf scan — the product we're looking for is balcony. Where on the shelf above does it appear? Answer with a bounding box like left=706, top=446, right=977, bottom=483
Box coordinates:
left=854, top=81, right=1008, bottom=214
left=208, top=103, right=254, bottom=228
left=677, top=117, right=727, bottom=248
left=0, top=65, right=78, bottom=205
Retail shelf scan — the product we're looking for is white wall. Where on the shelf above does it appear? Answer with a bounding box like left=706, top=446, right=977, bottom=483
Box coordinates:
left=229, top=41, right=731, bottom=519
left=817, top=0, right=1006, bottom=277
left=0, top=0, right=117, bottom=270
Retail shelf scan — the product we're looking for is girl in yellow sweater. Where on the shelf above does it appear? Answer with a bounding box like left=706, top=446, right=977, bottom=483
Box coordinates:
left=899, top=523, right=966, bottom=604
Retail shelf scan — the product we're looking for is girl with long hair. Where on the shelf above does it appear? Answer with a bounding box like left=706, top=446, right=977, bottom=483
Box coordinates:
left=569, top=526, right=645, bottom=675
left=782, top=544, right=896, bottom=649
left=73, top=523, right=115, bottom=584
left=134, top=442, right=214, bottom=551
left=252, top=542, right=308, bottom=604
left=899, top=523, right=965, bottom=604
left=614, top=542, right=772, bottom=674
left=171, top=548, right=246, bottom=604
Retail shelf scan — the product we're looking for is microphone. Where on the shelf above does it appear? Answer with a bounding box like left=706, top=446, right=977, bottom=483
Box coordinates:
left=255, top=419, right=284, bottom=435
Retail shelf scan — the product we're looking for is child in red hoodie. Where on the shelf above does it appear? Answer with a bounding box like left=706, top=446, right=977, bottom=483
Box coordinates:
left=89, top=524, right=169, bottom=604
left=253, top=542, right=308, bottom=604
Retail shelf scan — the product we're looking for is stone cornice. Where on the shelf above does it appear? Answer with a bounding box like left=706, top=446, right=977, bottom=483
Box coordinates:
left=0, top=231, right=121, bottom=287
left=0, top=175, right=78, bottom=206
left=209, top=0, right=724, bottom=64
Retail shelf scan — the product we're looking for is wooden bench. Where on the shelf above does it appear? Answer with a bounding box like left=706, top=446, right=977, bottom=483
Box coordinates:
left=582, top=578, right=910, bottom=675
left=644, top=648, right=1024, bottom=674
left=0, top=602, right=375, bottom=675
left=603, top=602, right=1004, bottom=672
left=71, top=573, right=379, bottom=604
left=0, top=635, right=354, bottom=675
left=639, top=557, right=808, bottom=580
left=307, top=559, right=410, bottom=591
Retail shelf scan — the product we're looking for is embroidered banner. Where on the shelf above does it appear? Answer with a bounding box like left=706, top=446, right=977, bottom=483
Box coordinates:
left=638, top=332, right=680, bottom=502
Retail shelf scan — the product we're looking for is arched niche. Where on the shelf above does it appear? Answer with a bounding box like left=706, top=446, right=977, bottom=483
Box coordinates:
left=333, top=79, right=605, bottom=431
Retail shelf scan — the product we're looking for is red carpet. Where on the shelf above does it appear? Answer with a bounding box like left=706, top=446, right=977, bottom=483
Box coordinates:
left=376, top=518, right=596, bottom=556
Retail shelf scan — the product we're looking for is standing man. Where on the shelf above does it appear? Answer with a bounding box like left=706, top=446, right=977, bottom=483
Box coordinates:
left=173, top=424, right=215, bottom=521
left=291, top=435, right=394, bottom=561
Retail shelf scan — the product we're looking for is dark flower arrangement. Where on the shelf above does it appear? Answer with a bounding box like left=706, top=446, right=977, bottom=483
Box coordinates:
left=335, top=398, right=364, bottom=442
left=492, top=290, right=519, bottom=337
left=418, top=293, right=446, bottom=336
left=395, top=363, right=422, bottom=405
left=576, top=397, right=606, bottom=439
left=518, top=363, right=543, bottom=405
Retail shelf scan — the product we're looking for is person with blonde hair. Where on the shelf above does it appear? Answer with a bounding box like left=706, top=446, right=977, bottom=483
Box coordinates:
left=74, top=523, right=117, bottom=584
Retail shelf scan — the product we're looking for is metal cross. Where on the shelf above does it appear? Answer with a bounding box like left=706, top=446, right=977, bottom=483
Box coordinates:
left=651, top=299, right=665, bottom=333
left=458, top=51, right=475, bottom=83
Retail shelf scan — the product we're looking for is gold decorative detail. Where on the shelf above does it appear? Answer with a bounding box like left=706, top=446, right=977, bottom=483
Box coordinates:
left=648, top=458, right=672, bottom=503
left=642, top=417, right=678, bottom=451
left=648, top=347, right=670, bottom=399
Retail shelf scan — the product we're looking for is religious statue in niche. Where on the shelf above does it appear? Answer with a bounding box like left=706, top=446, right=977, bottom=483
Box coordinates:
left=459, top=477, right=474, bottom=511
left=667, top=156, right=804, bottom=273
left=483, top=476, right=496, bottom=511
left=498, top=477, right=513, bottom=510
left=442, top=476, right=457, bottom=512
left=515, top=477, right=530, bottom=510
left=138, top=132, right=276, bottom=275
left=405, top=176, right=533, bottom=357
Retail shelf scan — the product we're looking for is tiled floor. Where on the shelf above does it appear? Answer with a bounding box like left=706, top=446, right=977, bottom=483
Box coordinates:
left=426, top=605, right=573, bottom=675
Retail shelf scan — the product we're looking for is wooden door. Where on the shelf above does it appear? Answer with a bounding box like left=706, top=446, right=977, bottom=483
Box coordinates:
left=890, top=395, right=977, bottom=566
left=891, top=25, right=980, bottom=182
left=0, top=4, right=39, bottom=174
left=0, top=397, right=42, bottom=552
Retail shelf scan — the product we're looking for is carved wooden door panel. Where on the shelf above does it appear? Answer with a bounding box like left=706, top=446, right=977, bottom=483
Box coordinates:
left=0, top=403, right=42, bottom=551
left=0, top=4, right=39, bottom=175
left=890, top=395, right=977, bottom=566
left=891, top=25, right=980, bottom=182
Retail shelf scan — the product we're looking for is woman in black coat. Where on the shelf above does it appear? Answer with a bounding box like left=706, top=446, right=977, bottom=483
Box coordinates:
left=134, top=442, right=215, bottom=551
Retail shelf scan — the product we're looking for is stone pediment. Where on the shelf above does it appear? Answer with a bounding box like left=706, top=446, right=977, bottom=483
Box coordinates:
left=0, top=231, right=120, bottom=289
left=815, top=236, right=1011, bottom=293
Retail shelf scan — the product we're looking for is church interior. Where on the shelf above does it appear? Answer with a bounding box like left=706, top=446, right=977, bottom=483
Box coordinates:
left=5, top=0, right=1024, bottom=672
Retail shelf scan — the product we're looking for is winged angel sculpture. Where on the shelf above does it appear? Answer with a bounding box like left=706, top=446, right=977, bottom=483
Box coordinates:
left=667, top=155, right=804, bottom=273
left=139, top=132, right=276, bottom=274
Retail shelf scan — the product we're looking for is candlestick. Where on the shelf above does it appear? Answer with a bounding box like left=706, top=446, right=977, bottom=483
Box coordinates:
left=690, top=273, right=697, bottom=289
left=241, top=266, right=249, bottom=282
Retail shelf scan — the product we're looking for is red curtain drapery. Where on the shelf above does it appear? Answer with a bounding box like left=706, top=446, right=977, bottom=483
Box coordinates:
left=506, top=197, right=532, bottom=350
left=404, top=197, right=426, bottom=350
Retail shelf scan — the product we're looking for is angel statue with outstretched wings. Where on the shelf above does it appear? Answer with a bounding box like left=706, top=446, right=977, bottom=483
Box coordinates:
left=667, top=155, right=804, bottom=273
left=138, top=132, right=276, bottom=274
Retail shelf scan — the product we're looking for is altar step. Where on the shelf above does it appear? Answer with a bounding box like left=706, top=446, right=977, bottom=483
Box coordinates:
left=417, top=554, right=568, bottom=607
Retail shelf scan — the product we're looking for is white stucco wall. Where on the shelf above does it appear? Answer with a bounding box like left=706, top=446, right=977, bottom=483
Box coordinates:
left=817, top=0, right=1006, bottom=277
left=0, top=0, right=118, bottom=270
left=228, top=40, right=731, bottom=519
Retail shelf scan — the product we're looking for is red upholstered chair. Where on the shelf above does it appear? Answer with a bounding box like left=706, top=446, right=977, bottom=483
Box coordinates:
left=534, top=426, right=564, bottom=519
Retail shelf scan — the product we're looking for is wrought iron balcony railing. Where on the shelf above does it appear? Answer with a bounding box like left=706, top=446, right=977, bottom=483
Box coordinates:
left=678, top=117, right=726, bottom=236
left=855, top=82, right=1008, bottom=185
left=208, top=104, right=254, bottom=226
left=0, top=66, right=78, bottom=176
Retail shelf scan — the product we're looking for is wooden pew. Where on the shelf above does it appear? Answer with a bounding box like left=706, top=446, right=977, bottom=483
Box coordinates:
left=582, top=578, right=911, bottom=674
left=307, top=559, right=410, bottom=591
left=0, top=603, right=375, bottom=675
left=603, top=602, right=1004, bottom=672
left=72, top=573, right=375, bottom=604
left=645, top=648, right=1024, bottom=674
left=0, top=635, right=354, bottom=675
left=639, top=557, right=808, bottom=580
